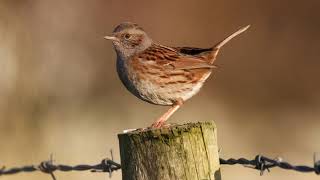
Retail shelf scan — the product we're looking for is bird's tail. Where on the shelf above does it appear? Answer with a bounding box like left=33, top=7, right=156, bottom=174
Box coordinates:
left=208, top=25, right=250, bottom=64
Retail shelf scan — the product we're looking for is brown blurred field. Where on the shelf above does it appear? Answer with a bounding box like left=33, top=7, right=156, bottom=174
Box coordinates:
left=1, top=0, right=320, bottom=179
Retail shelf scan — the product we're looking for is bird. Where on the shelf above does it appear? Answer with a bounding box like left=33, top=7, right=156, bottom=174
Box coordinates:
left=104, top=22, right=250, bottom=128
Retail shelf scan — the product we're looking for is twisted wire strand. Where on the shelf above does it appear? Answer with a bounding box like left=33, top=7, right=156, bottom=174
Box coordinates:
left=0, top=158, right=121, bottom=177
left=219, top=155, right=319, bottom=175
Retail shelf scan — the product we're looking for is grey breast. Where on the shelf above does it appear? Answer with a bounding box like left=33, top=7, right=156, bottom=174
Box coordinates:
left=116, top=55, right=150, bottom=103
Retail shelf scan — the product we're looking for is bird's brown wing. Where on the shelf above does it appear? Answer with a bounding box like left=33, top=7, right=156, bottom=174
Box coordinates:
left=133, top=44, right=214, bottom=85
left=142, top=44, right=215, bottom=71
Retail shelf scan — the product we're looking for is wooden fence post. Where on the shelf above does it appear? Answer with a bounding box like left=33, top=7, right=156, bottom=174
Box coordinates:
left=118, top=122, right=221, bottom=180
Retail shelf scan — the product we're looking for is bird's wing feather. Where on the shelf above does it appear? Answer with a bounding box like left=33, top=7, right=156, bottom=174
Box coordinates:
left=173, top=47, right=213, bottom=56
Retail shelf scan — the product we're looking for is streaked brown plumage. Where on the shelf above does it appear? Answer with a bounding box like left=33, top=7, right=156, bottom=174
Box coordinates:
left=104, top=22, right=250, bottom=128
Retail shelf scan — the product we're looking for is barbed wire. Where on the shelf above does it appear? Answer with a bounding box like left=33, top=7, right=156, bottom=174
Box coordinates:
left=0, top=151, right=121, bottom=180
left=1, top=154, right=319, bottom=179
left=220, top=154, right=320, bottom=175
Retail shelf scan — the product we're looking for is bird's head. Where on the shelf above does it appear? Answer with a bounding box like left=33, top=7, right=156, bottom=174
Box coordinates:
left=104, top=22, right=152, bottom=58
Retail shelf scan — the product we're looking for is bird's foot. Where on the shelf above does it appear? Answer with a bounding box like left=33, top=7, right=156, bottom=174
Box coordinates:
left=150, top=119, right=171, bottom=129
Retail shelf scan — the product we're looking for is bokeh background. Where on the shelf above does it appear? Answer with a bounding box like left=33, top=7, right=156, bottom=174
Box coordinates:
left=1, top=0, right=320, bottom=179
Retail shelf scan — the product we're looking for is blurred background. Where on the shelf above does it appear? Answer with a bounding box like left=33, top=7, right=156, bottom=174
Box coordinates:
left=1, top=0, right=320, bottom=179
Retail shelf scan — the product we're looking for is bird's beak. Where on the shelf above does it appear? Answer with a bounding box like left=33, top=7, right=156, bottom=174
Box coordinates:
left=104, top=35, right=118, bottom=41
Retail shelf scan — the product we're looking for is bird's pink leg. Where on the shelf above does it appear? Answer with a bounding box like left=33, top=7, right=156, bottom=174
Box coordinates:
left=151, top=100, right=183, bottom=128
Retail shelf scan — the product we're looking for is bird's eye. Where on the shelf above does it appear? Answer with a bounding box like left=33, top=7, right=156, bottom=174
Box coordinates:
left=124, top=33, right=131, bottom=39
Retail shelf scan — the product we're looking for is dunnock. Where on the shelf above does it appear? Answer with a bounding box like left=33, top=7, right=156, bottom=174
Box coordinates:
left=104, top=22, right=249, bottom=128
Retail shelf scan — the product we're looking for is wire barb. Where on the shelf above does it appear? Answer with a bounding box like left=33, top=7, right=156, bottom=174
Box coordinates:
left=38, top=154, right=57, bottom=180
left=91, top=149, right=121, bottom=178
